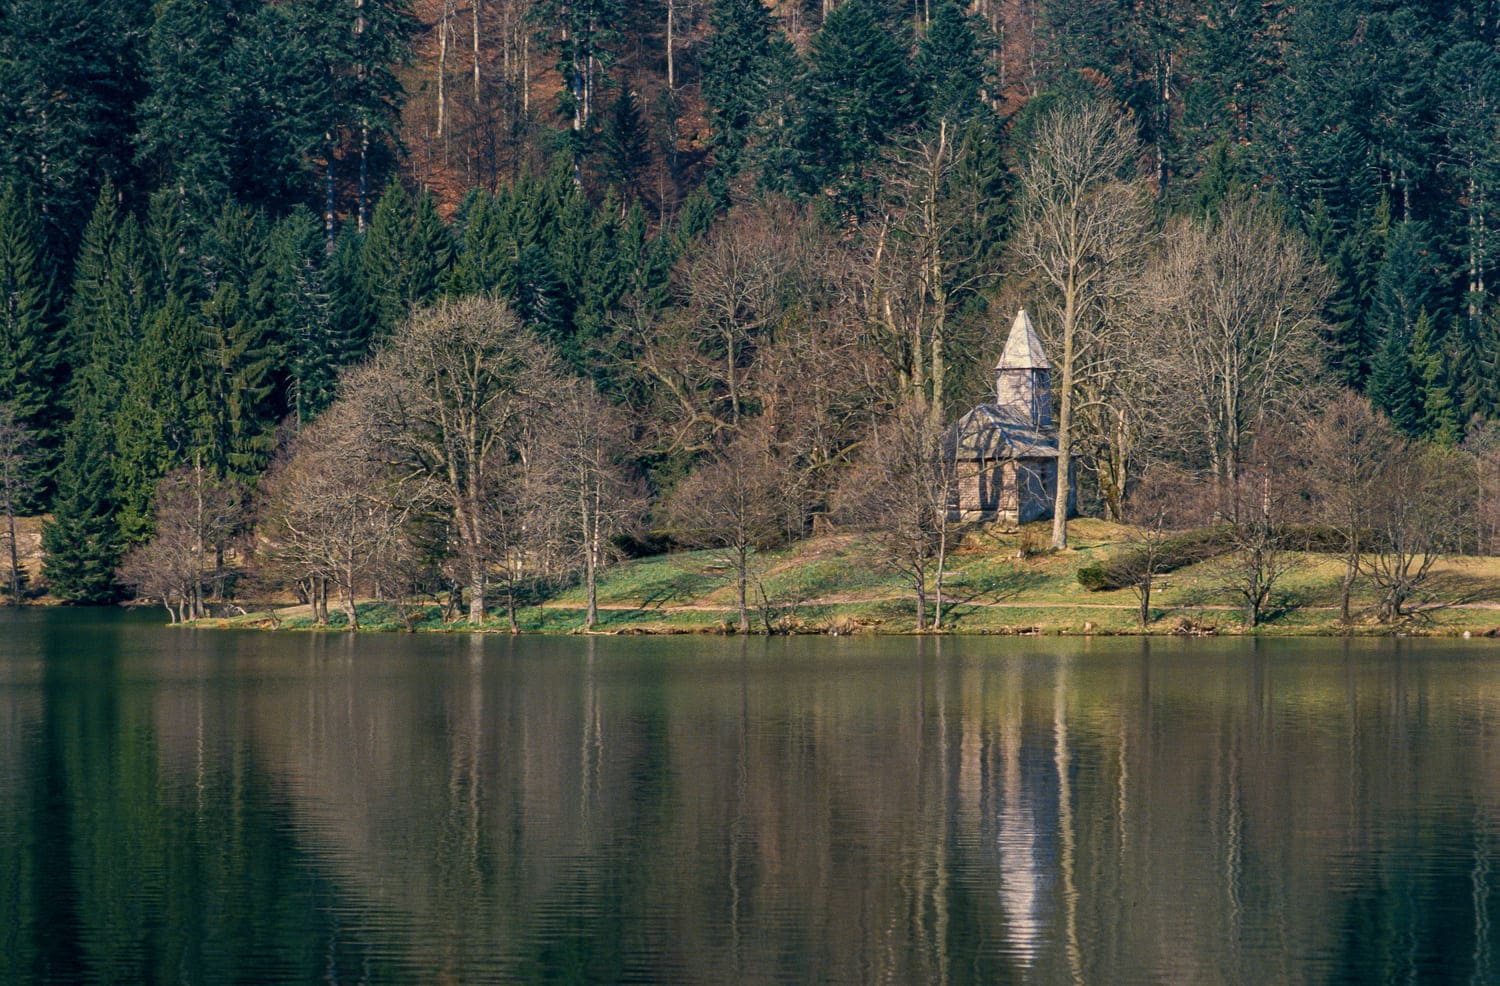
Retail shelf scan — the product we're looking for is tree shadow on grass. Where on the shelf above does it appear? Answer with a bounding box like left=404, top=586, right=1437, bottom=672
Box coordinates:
left=635, top=571, right=718, bottom=609
left=1421, top=571, right=1500, bottom=606
left=945, top=566, right=1053, bottom=606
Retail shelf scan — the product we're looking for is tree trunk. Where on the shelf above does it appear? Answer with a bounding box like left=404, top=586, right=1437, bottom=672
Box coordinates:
left=586, top=561, right=598, bottom=629
left=665, top=0, right=674, bottom=92
left=736, top=540, right=749, bottom=633
left=472, top=0, right=482, bottom=107
left=358, top=121, right=370, bottom=233
left=584, top=483, right=599, bottom=630
left=933, top=520, right=948, bottom=630
left=324, top=137, right=337, bottom=253
left=4, top=499, right=19, bottom=605
left=1051, top=291, right=1076, bottom=550
left=1340, top=549, right=1357, bottom=625
left=469, top=567, right=486, bottom=625
left=437, top=0, right=451, bottom=142
left=344, top=574, right=359, bottom=631
left=193, top=455, right=206, bottom=619
left=925, top=120, right=949, bottom=431
left=1138, top=582, right=1150, bottom=628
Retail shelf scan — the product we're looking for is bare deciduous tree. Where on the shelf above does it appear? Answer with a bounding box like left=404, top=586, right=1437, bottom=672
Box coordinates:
left=665, top=421, right=803, bottom=634
left=628, top=199, right=806, bottom=455
left=1216, top=435, right=1305, bottom=629
left=530, top=378, right=646, bottom=630
left=1303, top=391, right=1400, bottom=624
left=836, top=403, right=957, bottom=630
left=1361, top=443, right=1476, bottom=623
left=1117, top=464, right=1208, bottom=628
left=1013, top=101, right=1151, bottom=548
left=257, top=403, right=430, bottom=630
left=1464, top=421, right=1500, bottom=555
left=355, top=296, right=561, bottom=625
left=1142, top=198, right=1329, bottom=489
left=869, top=123, right=1001, bottom=427
left=120, top=461, right=246, bottom=622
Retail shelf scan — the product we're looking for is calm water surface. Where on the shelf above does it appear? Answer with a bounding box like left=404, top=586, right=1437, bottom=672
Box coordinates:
left=2, top=609, right=1499, bottom=984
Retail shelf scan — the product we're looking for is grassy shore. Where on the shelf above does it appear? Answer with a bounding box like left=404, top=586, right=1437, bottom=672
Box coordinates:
left=198, top=519, right=1500, bottom=637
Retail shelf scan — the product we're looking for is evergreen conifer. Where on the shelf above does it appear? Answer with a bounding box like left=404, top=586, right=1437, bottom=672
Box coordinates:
left=0, top=182, right=58, bottom=505
left=41, top=383, right=123, bottom=602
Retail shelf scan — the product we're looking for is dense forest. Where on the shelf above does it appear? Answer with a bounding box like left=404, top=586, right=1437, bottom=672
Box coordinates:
left=2, top=0, right=1500, bottom=622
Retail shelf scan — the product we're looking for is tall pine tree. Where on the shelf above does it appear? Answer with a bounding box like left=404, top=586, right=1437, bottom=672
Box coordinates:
left=361, top=181, right=452, bottom=340
left=267, top=208, right=342, bottom=426
left=797, top=0, right=914, bottom=210
left=700, top=0, right=798, bottom=187
left=41, top=384, right=123, bottom=602
left=0, top=182, right=58, bottom=505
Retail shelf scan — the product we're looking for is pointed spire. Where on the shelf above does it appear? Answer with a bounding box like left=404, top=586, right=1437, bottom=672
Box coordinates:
left=995, top=309, right=1051, bottom=370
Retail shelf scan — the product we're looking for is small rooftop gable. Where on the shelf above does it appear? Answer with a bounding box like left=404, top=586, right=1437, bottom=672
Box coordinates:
left=994, top=309, right=1051, bottom=371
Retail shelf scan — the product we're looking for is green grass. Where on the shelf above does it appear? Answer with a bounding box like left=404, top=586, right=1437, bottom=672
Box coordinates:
left=202, top=520, right=1500, bottom=637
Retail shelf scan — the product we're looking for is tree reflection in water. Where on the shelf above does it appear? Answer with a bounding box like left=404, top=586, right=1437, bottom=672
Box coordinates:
left=0, top=612, right=1497, bottom=984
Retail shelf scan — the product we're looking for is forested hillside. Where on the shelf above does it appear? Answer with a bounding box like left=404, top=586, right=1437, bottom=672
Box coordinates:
left=2, top=0, right=1499, bottom=620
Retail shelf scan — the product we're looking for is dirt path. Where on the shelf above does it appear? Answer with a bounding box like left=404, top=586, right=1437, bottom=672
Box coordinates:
left=538, top=598, right=1500, bottom=613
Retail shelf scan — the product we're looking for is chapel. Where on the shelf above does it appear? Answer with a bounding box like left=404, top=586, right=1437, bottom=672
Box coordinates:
left=946, top=309, right=1061, bottom=524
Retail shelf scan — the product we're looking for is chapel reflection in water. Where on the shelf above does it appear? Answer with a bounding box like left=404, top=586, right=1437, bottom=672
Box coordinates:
left=1, top=619, right=1497, bottom=984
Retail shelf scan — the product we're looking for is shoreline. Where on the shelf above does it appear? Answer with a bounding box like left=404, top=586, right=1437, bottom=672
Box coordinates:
left=185, top=598, right=1500, bottom=639
left=18, top=521, right=1500, bottom=640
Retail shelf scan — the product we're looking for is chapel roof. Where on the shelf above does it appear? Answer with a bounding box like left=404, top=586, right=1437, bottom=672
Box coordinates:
left=947, top=405, right=1059, bottom=462
left=994, top=309, right=1051, bottom=371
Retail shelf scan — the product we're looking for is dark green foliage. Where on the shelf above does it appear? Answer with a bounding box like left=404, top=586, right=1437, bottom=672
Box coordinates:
left=797, top=0, right=915, bottom=209
left=0, top=0, right=146, bottom=247
left=131, top=0, right=413, bottom=217
left=530, top=0, right=625, bottom=162
left=1437, top=41, right=1500, bottom=332
left=1037, top=0, right=1122, bottom=85
left=448, top=189, right=511, bottom=296
left=1177, top=0, right=1284, bottom=169
left=224, top=3, right=340, bottom=214
left=1313, top=199, right=1386, bottom=391
left=114, top=295, right=205, bottom=542
left=267, top=208, right=342, bottom=425
left=144, top=188, right=198, bottom=302
left=1076, top=527, right=1233, bottom=591
left=41, top=386, right=122, bottom=602
left=135, top=0, right=251, bottom=202
left=1411, top=312, right=1460, bottom=445
left=361, top=181, right=452, bottom=341
left=1373, top=221, right=1443, bottom=347
left=65, top=188, right=155, bottom=403
left=328, top=229, right=372, bottom=362
left=445, top=171, right=657, bottom=381
left=313, top=0, right=415, bottom=156
left=200, top=281, right=277, bottom=478
left=0, top=183, right=58, bottom=505
left=700, top=0, right=799, bottom=183
left=596, top=90, right=652, bottom=201
left=1191, top=141, right=1253, bottom=219
left=914, top=1, right=986, bottom=131
left=1368, top=323, right=1422, bottom=436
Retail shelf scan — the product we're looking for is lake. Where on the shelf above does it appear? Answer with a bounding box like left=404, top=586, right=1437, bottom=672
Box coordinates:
left=1, top=609, right=1498, bottom=984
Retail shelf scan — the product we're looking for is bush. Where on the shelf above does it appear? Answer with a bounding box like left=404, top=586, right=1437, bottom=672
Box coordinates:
left=1076, top=563, right=1114, bottom=591
left=1076, top=526, right=1233, bottom=591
